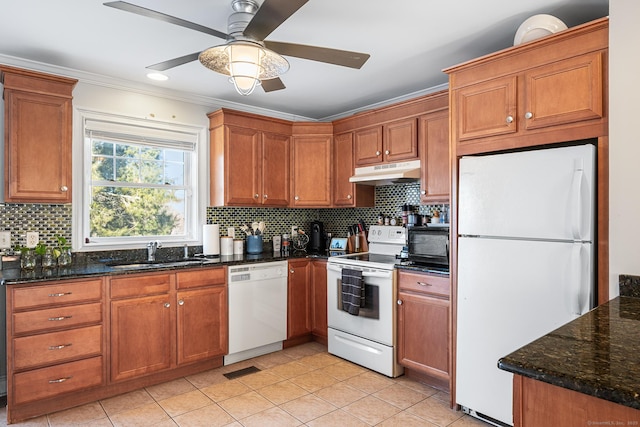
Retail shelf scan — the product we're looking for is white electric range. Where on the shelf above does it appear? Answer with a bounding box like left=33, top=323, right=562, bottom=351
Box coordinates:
left=326, top=225, right=406, bottom=377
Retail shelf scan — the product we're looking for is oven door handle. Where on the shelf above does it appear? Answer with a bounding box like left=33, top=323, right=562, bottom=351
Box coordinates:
left=327, top=264, right=393, bottom=279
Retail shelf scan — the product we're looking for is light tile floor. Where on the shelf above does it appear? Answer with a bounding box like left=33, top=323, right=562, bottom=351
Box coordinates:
left=0, top=342, right=491, bottom=426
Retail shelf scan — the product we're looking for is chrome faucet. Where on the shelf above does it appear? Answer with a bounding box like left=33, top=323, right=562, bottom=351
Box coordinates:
left=147, top=240, right=161, bottom=262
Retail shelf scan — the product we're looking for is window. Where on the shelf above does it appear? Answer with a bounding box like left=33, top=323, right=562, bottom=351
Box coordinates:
left=75, top=111, right=205, bottom=250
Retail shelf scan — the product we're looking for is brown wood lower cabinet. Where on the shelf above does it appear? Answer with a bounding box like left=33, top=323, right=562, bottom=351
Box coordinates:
left=310, top=259, right=328, bottom=343
left=6, top=267, right=228, bottom=424
left=512, top=375, right=640, bottom=426
left=397, top=270, right=451, bottom=392
left=287, top=259, right=311, bottom=339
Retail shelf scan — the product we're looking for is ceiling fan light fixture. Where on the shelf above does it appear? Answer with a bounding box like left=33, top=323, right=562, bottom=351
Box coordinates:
left=199, top=40, right=289, bottom=96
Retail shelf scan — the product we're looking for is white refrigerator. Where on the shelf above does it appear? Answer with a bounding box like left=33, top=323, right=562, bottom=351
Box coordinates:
left=455, top=144, right=595, bottom=426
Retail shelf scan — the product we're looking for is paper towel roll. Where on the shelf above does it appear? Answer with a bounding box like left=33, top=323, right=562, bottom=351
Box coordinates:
left=220, top=237, right=234, bottom=256
left=203, top=224, right=220, bottom=256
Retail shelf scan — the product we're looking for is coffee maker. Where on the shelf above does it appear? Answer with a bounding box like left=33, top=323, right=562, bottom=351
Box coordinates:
left=309, top=221, right=325, bottom=253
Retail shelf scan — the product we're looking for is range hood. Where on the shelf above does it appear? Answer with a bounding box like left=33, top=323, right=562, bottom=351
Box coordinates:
left=349, top=160, right=421, bottom=186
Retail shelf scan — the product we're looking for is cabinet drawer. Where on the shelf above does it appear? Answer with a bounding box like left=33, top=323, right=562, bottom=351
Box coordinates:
left=398, top=271, right=450, bottom=297
left=176, top=267, right=225, bottom=289
left=12, top=279, right=103, bottom=310
left=13, top=302, right=102, bottom=335
left=110, top=273, right=172, bottom=299
left=13, top=356, right=103, bottom=405
left=13, top=325, right=102, bottom=370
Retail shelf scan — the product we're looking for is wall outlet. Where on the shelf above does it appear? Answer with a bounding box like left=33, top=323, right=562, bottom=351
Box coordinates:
left=0, top=231, right=11, bottom=249
left=26, top=232, right=39, bottom=248
left=291, top=226, right=299, bottom=235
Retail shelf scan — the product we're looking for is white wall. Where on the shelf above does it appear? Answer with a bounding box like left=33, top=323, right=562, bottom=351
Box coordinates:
left=609, top=0, right=640, bottom=298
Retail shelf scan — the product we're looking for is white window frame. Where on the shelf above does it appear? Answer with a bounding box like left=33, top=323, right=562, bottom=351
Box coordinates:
left=73, top=109, right=208, bottom=251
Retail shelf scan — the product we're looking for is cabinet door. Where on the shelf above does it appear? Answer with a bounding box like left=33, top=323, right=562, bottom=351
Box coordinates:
left=397, top=291, right=450, bottom=381
left=177, top=286, right=228, bottom=365
left=419, top=111, right=450, bottom=203
left=384, top=118, right=418, bottom=162
left=454, top=75, right=518, bottom=142
left=287, top=259, right=311, bottom=338
left=333, top=132, right=356, bottom=206
left=354, top=126, right=383, bottom=166
left=310, top=260, right=327, bottom=339
left=261, top=132, right=290, bottom=206
left=523, top=52, right=604, bottom=131
left=291, top=135, right=332, bottom=207
left=5, top=90, right=72, bottom=203
left=110, top=294, right=173, bottom=382
left=224, top=125, right=262, bottom=206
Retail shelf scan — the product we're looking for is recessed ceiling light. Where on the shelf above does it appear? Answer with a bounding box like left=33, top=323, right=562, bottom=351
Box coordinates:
left=146, top=72, right=169, bottom=81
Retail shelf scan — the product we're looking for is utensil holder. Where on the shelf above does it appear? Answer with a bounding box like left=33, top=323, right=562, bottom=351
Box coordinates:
left=246, top=235, right=263, bottom=254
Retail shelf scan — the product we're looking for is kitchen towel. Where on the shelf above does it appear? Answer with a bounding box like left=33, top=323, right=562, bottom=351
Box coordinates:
left=203, top=224, right=220, bottom=256
left=341, top=268, right=364, bottom=316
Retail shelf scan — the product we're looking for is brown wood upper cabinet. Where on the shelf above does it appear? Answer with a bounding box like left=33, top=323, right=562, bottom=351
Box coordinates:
left=446, top=18, right=608, bottom=156
left=0, top=66, right=77, bottom=203
left=354, top=117, right=418, bottom=166
left=419, top=110, right=450, bottom=203
left=332, top=132, right=374, bottom=207
left=291, top=123, right=332, bottom=207
left=209, top=108, right=291, bottom=207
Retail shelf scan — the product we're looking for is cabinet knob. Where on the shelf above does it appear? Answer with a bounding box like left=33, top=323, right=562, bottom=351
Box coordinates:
left=164, top=302, right=170, bottom=308
left=178, top=299, right=184, bottom=306
left=263, top=194, right=268, bottom=199
left=397, top=299, right=403, bottom=305
left=347, top=194, right=352, bottom=199
left=290, top=269, right=294, bottom=273
left=525, top=112, right=533, bottom=119
left=385, top=150, right=390, bottom=155
left=294, top=196, right=300, bottom=201
left=420, top=190, right=426, bottom=195
left=376, top=151, right=381, bottom=156
left=254, top=194, right=259, bottom=199
left=60, top=185, right=68, bottom=192
left=506, top=115, right=514, bottom=124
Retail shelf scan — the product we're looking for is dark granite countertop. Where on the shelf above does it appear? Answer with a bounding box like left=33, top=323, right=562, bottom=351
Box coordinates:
left=498, top=296, right=640, bottom=410
left=0, top=250, right=326, bottom=286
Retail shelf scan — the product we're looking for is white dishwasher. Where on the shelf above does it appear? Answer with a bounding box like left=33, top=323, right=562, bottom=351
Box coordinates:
left=225, top=261, right=288, bottom=365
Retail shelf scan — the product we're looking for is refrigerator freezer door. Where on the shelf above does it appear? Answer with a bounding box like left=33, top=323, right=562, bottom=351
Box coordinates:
left=458, top=144, right=595, bottom=241
left=456, top=236, right=593, bottom=425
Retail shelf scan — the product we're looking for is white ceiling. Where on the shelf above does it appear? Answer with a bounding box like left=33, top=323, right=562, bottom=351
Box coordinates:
left=0, top=0, right=608, bottom=121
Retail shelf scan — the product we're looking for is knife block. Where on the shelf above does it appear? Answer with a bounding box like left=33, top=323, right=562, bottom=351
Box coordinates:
left=347, top=234, right=368, bottom=253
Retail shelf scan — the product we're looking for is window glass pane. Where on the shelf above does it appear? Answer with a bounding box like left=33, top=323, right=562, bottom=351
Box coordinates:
left=91, top=156, right=114, bottom=181
left=165, top=150, right=184, bottom=162
left=141, top=147, right=163, bottom=161
left=90, top=186, right=185, bottom=237
left=115, top=158, right=140, bottom=182
left=141, top=160, right=164, bottom=184
left=92, top=141, right=113, bottom=156
left=116, top=143, right=138, bottom=158
left=164, top=162, right=184, bottom=185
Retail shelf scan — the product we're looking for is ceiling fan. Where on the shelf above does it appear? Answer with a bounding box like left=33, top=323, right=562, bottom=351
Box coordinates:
left=104, top=0, right=371, bottom=95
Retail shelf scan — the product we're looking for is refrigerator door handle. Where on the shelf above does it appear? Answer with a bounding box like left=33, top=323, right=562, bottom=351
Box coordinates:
left=570, top=243, right=589, bottom=316
left=571, top=162, right=585, bottom=241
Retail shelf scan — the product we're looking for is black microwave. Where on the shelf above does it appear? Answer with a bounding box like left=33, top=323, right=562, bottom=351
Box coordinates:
left=407, top=226, right=449, bottom=270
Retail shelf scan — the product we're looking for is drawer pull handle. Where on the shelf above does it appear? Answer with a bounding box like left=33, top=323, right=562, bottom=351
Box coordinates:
left=48, top=343, right=72, bottom=350
left=48, top=292, right=72, bottom=297
left=48, top=316, right=73, bottom=321
left=417, top=282, right=432, bottom=287
left=48, top=376, right=72, bottom=384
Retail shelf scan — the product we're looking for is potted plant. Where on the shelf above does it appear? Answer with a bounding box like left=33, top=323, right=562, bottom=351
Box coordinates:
left=55, top=235, right=72, bottom=267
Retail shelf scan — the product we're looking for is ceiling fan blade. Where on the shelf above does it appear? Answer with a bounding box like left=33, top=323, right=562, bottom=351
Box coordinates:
left=261, top=77, right=286, bottom=92
left=146, top=52, right=201, bottom=71
left=244, top=0, right=308, bottom=41
left=265, top=41, right=370, bottom=69
left=104, top=1, right=228, bottom=40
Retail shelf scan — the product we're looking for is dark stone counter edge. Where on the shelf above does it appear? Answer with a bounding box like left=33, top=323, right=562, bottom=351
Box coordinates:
left=498, top=350, right=640, bottom=411
left=1, top=252, right=327, bottom=286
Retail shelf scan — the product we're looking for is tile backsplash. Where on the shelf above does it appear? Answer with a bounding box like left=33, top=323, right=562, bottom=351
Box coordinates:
left=0, top=182, right=447, bottom=250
